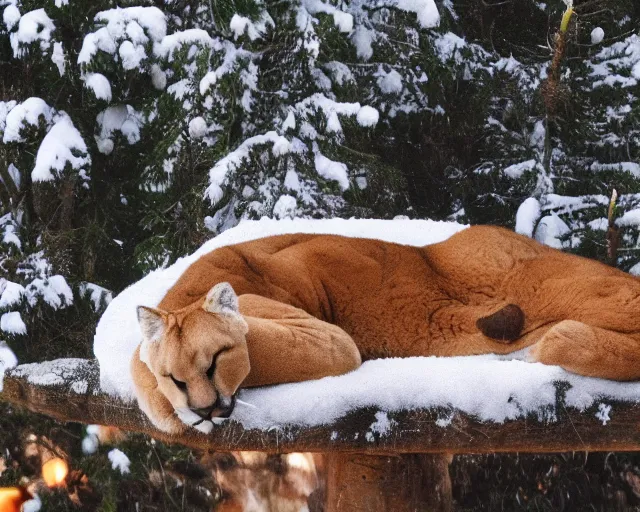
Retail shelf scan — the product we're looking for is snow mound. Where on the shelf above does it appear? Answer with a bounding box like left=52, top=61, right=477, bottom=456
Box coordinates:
left=94, top=218, right=467, bottom=400
left=94, top=218, right=640, bottom=430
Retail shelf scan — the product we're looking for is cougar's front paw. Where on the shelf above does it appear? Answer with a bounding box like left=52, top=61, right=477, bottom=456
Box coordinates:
left=176, top=408, right=214, bottom=434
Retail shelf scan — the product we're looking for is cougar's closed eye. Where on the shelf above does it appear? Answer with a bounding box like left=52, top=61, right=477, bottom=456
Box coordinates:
left=171, top=375, right=187, bottom=391
left=206, top=348, right=230, bottom=380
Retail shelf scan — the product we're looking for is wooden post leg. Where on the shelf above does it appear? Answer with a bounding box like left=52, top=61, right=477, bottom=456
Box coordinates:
left=324, top=453, right=453, bottom=512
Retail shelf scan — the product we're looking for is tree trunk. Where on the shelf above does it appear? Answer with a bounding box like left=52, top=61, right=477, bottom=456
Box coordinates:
left=324, top=453, right=453, bottom=512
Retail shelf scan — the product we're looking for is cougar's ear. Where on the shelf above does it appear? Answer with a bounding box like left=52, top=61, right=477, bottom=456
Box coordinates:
left=137, top=306, right=167, bottom=344
left=203, top=282, right=239, bottom=315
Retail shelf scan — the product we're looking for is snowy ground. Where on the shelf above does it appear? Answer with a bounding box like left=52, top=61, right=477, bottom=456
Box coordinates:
left=91, top=218, right=640, bottom=432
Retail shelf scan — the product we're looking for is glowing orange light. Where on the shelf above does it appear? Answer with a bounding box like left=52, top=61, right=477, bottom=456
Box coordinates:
left=42, top=457, right=69, bottom=488
left=0, top=486, right=31, bottom=512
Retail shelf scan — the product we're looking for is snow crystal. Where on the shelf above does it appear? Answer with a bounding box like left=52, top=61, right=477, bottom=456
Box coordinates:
left=595, top=403, right=611, bottom=425
left=376, top=67, right=403, bottom=95
left=51, top=41, right=66, bottom=76
left=32, top=113, right=90, bottom=182
left=3, top=97, right=53, bottom=143
left=272, top=195, right=297, bottom=220
left=10, top=8, right=55, bottom=58
left=314, top=151, right=349, bottom=190
left=591, top=27, right=605, bottom=45
left=108, top=449, right=130, bottom=474
left=515, top=197, right=541, bottom=238
left=188, top=116, right=207, bottom=139
left=1, top=311, right=26, bottom=335
left=94, top=218, right=468, bottom=399
left=3, top=4, right=20, bottom=31
left=84, top=73, right=112, bottom=102
left=356, top=106, right=379, bottom=127
left=365, top=411, right=395, bottom=442
left=0, top=281, right=25, bottom=309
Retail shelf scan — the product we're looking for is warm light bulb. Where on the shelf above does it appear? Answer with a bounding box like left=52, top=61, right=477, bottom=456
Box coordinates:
left=0, top=486, right=31, bottom=512
left=42, top=457, right=69, bottom=488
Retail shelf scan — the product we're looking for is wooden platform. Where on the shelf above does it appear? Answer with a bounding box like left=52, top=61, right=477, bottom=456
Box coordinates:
left=3, top=358, right=640, bottom=511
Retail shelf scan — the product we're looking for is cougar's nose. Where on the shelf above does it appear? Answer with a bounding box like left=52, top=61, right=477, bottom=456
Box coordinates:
left=193, top=405, right=215, bottom=418
left=211, top=395, right=236, bottom=418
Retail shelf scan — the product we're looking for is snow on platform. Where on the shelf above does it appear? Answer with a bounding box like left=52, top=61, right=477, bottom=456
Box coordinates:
left=91, top=218, right=640, bottom=432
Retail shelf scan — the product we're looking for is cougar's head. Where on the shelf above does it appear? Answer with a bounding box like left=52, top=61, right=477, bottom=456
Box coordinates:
left=136, top=283, right=250, bottom=423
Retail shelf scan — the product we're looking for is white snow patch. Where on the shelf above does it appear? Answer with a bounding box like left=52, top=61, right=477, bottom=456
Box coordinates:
left=84, top=73, right=112, bottom=102
left=27, top=275, right=73, bottom=309
left=199, top=71, right=217, bottom=95
left=0, top=280, right=25, bottom=309
left=591, top=27, right=605, bottom=45
left=51, top=41, right=66, bottom=76
left=3, top=97, right=53, bottom=143
left=96, top=105, right=144, bottom=154
left=1, top=311, right=26, bottom=335
left=351, top=26, right=374, bottom=60
left=10, top=8, right=55, bottom=58
left=32, top=113, right=90, bottom=182
left=3, top=4, right=20, bottom=31
left=314, top=151, right=349, bottom=190
left=205, top=132, right=291, bottom=204
left=365, top=411, right=395, bottom=442
left=534, top=214, right=570, bottom=249
left=94, top=218, right=468, bottom=399
left=616, top=209, right=640, bottom=227
left=356, top=106, right=379, bottom=127
left=515, top=197, right=541, bottom=238
left=376, top=68, right=403, bottom=95
left=272, top=195, right=297, bottom=220
left=119, top=40, right=146, bottom=70
left=0, top=341, right=18, bottom=392
left=108, top=448, right=131, bottom=474
left=229, top=12, right=273, bottom=41
left=503, top=159, right=537, bottom=179
left=595, top=403, right=611, bottom=425
left=188, top=116, right=207, bottom=139
left=79, top=282, right=113, bottom=312
left=22, top=495, right=41, bottom=512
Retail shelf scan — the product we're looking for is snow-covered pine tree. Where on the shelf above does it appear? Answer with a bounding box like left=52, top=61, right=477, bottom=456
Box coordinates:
left=451, top=0, right=640, bottom=271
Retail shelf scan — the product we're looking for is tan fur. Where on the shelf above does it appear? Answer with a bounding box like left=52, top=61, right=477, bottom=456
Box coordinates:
left=133, top=226, right=640, bottom=433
